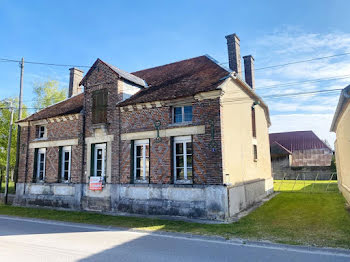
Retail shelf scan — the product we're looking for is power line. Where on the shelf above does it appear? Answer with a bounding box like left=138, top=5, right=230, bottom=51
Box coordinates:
left=258, top=74, right=350, bottom=90
left=0, top=58, right=91, bottom=68
left=220, top=52, right=350, bottom=71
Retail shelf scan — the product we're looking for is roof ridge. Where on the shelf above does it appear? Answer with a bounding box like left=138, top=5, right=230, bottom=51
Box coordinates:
left=131, top=55, right=208, bottom=74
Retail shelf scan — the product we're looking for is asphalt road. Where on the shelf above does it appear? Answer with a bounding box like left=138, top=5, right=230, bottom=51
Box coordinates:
left=0, top=215, right=349, bottom=262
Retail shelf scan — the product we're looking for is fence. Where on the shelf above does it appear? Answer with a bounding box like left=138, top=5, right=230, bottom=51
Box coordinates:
left=274, top=172, right=338, bottom=193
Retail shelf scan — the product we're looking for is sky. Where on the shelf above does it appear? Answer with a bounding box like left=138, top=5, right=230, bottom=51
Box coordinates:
left=1, top=0, right=350, bottom=147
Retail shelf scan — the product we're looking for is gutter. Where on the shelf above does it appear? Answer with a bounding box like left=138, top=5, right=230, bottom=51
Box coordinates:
left=330, top=85, right=350, bottom=132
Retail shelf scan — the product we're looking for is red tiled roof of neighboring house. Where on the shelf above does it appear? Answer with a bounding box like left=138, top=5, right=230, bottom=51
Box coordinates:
left=18, top=93, right=84, bottom=122
left=269, top=131, right=332, bottom=152
left=119, top=55, right=229, bottom=106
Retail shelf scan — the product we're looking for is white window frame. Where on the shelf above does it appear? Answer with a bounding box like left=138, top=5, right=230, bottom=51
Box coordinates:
left=134, top=139, right=149, bottom=183
left=36, top=148, right=46, bottom=182
left=94, top=143, right=106, bottom=177
left=61, top=146, right=71, bottom=182
left=38, top=125, right=46, bottom=139
left=173, top=136, right=192, bottom=183
left=173, top=105, right=193, bottom=124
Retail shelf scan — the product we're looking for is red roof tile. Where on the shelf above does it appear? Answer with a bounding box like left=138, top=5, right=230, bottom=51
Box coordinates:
left=119, top=55, right=229, bottom=106
left=269, top=131, right=332, bottom=152
left=18, top=93, right=84, bottom=122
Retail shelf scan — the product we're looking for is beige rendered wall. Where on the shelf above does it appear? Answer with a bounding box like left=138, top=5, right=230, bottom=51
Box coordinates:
left=220, top=78, right=272, bottom=187
left=334, top=101, right=350, bottom=204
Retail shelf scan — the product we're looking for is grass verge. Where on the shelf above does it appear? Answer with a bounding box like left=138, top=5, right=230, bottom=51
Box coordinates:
left=0, top=192, right=349, bottom=249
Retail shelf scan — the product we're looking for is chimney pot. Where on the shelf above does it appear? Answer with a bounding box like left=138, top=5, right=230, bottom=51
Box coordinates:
left=68, top=68, right=84, bottom=97
left=225, top=33, right=242, bottom=77
left=243, top=55, right=255, bottom=90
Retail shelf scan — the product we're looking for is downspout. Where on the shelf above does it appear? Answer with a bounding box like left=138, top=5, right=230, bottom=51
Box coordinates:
left=80, top=108, right=86, bottom=209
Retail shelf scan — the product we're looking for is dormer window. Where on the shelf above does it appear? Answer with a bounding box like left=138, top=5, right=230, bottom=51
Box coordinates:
left=36, top=125, right=46, bottom=139
left=173, top=105, right=192, bottom=123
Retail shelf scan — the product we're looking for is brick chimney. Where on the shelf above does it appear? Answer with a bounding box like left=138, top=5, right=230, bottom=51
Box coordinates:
left=225, top=33, right=242, bottom=77
left=68, top=68, right=84, bottom=97
left=243, top=55, right=255, bottom=90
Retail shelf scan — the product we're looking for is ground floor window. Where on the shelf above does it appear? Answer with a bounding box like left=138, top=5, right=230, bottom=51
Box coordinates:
left=134, top=139, right=149, bottom=183
left=253, top=144, right=258, bottom=161
left=91, top=143, right=106, bottom=177
left=173, top=136, right=193, bottom=183
left=34, top=148, right=46, bottom=182
left=60, top=146, right=71, bottom=182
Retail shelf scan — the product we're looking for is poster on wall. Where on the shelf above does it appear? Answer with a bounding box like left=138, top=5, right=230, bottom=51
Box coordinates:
left=89, top=176, right=103, bottom=191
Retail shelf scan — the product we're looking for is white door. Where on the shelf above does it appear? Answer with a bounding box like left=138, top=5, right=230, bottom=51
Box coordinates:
left=94, top=144, right=106, bottom=177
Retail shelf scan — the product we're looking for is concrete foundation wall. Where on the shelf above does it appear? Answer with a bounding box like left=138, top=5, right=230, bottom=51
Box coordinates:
left=14, top=178, right=273, bottom=220
left=228, top=178, right=273, bottom=216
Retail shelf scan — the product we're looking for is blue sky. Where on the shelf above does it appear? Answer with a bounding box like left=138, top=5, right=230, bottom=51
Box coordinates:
left=1, top=0, right=350, bottom=146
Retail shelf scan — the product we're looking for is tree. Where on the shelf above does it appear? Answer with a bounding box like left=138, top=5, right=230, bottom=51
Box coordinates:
left=0, top=98, right=28, bottom=175
left=33, top=80, right=67, bottom=110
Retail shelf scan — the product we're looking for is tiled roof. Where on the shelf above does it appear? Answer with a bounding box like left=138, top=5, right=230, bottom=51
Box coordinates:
left=119, top=55, right=229, bottom=106
left=18, top=93, right=84, bottom=122
left=269, top=131, right=332, bottom=152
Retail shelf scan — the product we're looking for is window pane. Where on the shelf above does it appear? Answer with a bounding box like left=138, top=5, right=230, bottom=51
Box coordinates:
left=40, top=163, right=44, bottom=170
left=39, top=171, right=44, bottom=180
left=136, top=157, right=141, bottom=168
left=136, top=169, right=141, bottom=180
left=187, top=168, right=193, bottom=180
left=175, top=143, right=183, bottom=154
left=97, top=149, right=102, bottom=159
left=97, top=170, right=102, bottom=176
left=174, top=107, right=182, bottom=123
left=176, top=156, right=184, bottom=168
left=97, top=159, right=102, bottom=170
left=176, top=168, right=184, bottom=180
left=136, top=145, right=142, bottom=157
left=64, top=171, right=69, bottom=180
left=64, top=152, right=69, bottom=161
left=186, top=142, right=192, bottom=154
left=187, top=155, right=192, bottom=167
left=184, top=106, right=192, bottom=122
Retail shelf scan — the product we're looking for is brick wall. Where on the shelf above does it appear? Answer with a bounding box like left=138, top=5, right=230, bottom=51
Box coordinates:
left=120, top=98, right=223, bottom=185
left=17, top=115, right=83, bottom=184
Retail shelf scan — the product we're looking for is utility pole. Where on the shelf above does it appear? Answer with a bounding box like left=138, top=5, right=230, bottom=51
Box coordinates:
left=14, top=58, right=24, bottom=190
left=5, top=102, right=14, bottom=205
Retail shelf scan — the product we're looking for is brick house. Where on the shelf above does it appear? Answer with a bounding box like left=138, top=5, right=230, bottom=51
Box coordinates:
left=15, top=34, right=273, bottom=220
left=269, top=131, right=333, bottom=179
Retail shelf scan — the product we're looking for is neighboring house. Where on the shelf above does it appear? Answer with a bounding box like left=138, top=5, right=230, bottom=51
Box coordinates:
left=15, top=34, right=273, bottom=220
left=269, top=131, right=333, bottom=179
left=330, top=85, right=350, bottom=204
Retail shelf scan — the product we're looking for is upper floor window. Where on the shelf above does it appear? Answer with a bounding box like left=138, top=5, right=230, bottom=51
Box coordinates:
left=92, top=89, right=108, bottom=124
left=134, top=139, right=149, bottom=183
left=173, top=136, right=193, bottom=183
left=173, top=105, right=192, bottom=123
left=251, top=106, right=256, bottom=138
left=36, top=125, right=46, bottom=139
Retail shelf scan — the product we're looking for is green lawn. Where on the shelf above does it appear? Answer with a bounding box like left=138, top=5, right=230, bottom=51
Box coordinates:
left=274, top=180, right=338, bottom=193
left=0, top=191, right=349, bottom=249
left=0, top=180, right=15, bottom=194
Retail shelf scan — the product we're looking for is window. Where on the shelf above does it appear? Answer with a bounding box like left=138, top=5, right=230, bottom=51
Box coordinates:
left=36, top=125, right=46, bottom=139
left=253, top=145, right=258, bottom=161
left=173, top=136, right=193, bottom=183
left=35, top=148, right=46, bottom=182
left=60, top=146, right=71, bottom=182
left=93, top=143, right=106, bottom=177
left=173, top=105, right=192, bottom=123
left=134, top=140, right=149, bottom=183
left=251, top=106, right=256, bottom=138
left=92, top=89, right=108, bottom=124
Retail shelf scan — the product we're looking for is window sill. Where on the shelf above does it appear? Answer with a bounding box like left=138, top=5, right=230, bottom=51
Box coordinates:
left=33, top=137, right=48, bottom=142
left=174, top=180, right=193, bottom=185
left=168, top=122, right=193, bottom=128
left=134, top=180, right=149, bottom=184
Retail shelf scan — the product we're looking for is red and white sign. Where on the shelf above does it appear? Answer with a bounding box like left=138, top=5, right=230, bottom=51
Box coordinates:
left=89, top=177, right=103, bottom=191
